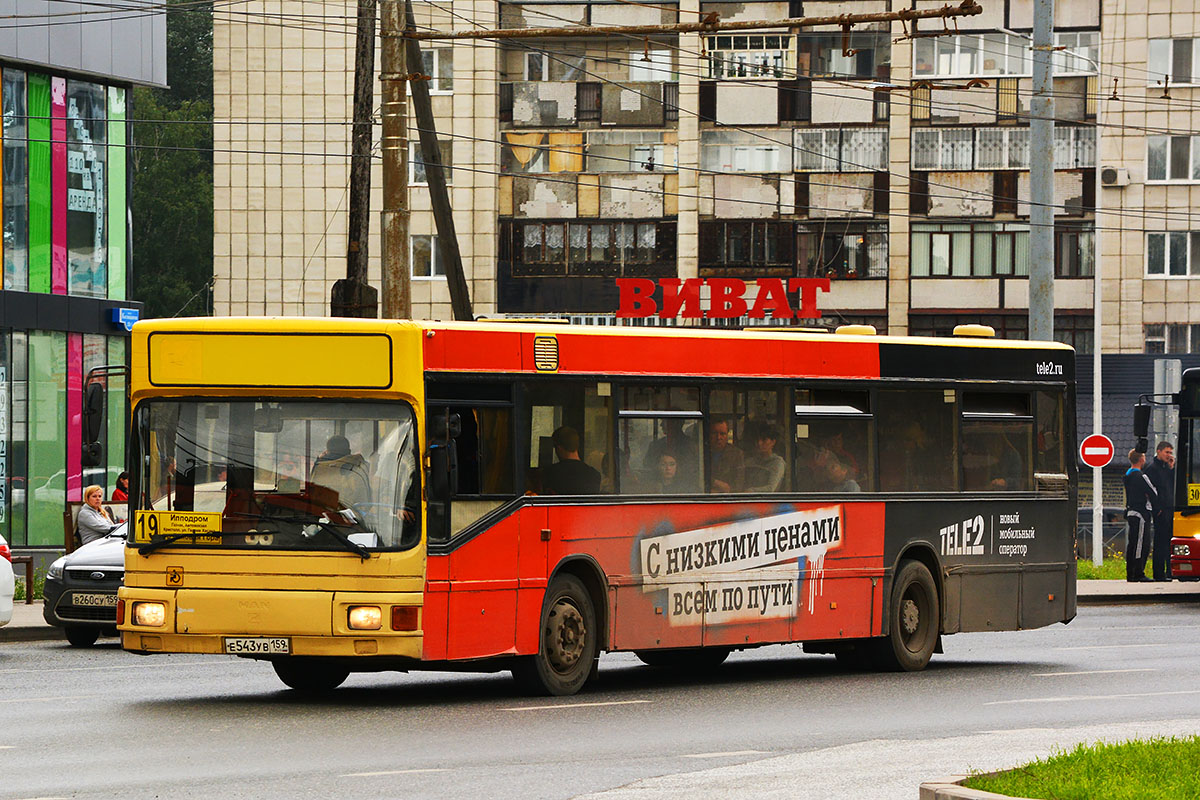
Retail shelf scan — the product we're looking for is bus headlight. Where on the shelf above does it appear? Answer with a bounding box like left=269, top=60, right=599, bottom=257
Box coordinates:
left=1175, top=544, right=1192, bottom=557
left=133, top=601, right=167, bottom=627
left=348, top=606, right=382, bottom=630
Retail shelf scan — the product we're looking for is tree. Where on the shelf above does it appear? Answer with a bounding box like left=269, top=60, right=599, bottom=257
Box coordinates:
left=130, top=1, right=213, bottom=318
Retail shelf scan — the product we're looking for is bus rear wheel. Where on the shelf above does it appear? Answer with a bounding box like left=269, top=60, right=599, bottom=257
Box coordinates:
left=272, top=658, right=349, bottom=693
left=513, top=574, right=598, bottom=696
left=635, top=647, right=731, bottom=670
left=878, top=560, right=939, bottom=672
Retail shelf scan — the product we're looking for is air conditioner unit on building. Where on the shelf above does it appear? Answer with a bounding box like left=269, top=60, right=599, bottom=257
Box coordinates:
left=1099, top=165, right=1130, bottom=187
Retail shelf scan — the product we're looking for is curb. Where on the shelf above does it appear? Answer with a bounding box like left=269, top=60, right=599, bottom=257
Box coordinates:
left=920, top=776, right=1031, bottom=800
left=0, top=625, right=64, bottom=644
left=1077, top=592, right=1200, bottom=605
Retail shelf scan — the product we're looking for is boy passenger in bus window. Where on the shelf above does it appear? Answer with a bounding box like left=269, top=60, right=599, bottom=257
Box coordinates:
left=542, top=426, right=602, bottom=495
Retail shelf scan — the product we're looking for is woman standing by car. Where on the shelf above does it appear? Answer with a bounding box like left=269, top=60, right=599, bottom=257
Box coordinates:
left=77, top=485, right=117, bottom=545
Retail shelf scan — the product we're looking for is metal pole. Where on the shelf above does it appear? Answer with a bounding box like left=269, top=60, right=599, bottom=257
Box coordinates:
left=1092, top=87, right=1103, bottom=567
left=403, top=2, right=983, bottom=40
left=380, top=0, right=410, bottom=320
left=1028, top=0, right=1055, bottom=342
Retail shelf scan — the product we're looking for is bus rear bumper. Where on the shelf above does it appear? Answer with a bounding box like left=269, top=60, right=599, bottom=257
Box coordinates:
left=1171, top=536, right=1200, bottom=579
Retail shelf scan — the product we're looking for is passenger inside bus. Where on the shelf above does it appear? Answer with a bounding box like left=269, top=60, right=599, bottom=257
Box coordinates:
left=709, top=418, right=745, bottom=493
left=541, top=426, right=602, bottom=495
left=309, top=434, right=372, bottom=509
left=743, top=423, right=785, bottom=492
left=645, top=452, right=696, bottom=494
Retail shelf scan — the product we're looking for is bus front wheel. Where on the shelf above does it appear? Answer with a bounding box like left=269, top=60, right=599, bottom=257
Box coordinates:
left=878, top=560, right=940, bottom=672
left=513, top=574, right=598, bottom=696
left=272, top=658, right=349, bottom=693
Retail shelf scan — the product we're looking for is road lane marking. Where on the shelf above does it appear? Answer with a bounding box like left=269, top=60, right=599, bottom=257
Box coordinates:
left=985, top=689, right=1200, bottom=706
left=0, top=695, right=94, bottom=704
left=1032, top=668, right=1157, bottom=677
left=1053, top=643, right=1170, bottom=651
left=341, top=769, right=448, bottom=777
left=504, top=699, right=652, bottom=712
left=0, top=659, right=226, bottom=675
left=682, top=750, right=766, bottom=759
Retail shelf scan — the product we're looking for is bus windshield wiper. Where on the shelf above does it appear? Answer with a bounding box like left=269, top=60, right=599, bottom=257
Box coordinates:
left=137, top=532, right=211, bottom=555
left=254, top=510, right=373, bottom=560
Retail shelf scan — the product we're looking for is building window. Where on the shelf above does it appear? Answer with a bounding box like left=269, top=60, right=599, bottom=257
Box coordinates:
left=701, top=131, right=792, bottom=173
left=1146, top=232, right=1200, bottom=276
left=795, top=128, right=888, bottom=172
left=706, top=35, right=793, bottom=79
left=524, top=52, right=546, bottom=81
left=410, top=141, right=453, bottom=185
left=797, top=222, right=888, bottom=279
left=698, top=220, right=795, bottom=275
left=910, top=314, right=1091, bottom=350
left=501, top=132, right=584, bottom=173
left=1147, top=135, right=1200, bottom=182
left=1144, top=324, right=1200, bottom=354
left=420, top=47, right=454, bottom=93
left=795, top=32, right=885, bottom=78
left=914, top=32, right=1097, bottom=79
left=506, top=220, right=675, bottom=277
left=588, top=130, right=676, bottom=173
left=412, top=234, right=447, bottom=278
left=1148, top=38, right=1200, bottom=86
left=629, top=49, right=673, bottom=82
left=66, top=81, right=107, bottom=299
left=912, top=222, right=1093, bottom=278
left=914, top=126, right=1093, bottom=171
left=3, top=69, right=28, bottom=291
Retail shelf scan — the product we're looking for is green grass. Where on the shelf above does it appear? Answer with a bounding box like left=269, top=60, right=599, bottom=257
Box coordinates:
left=1076, top=556, right=1141, bottom=581
left=963, top=737, right=1200, bottom=799
left=13, top=571, right=45, bottom=602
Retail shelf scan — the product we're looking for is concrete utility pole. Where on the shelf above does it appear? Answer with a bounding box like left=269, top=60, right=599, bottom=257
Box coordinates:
left=380, top=0, right=410, bottom=320
left=1028, top=0, right=1055, bottom=342
left=332, top=0, right=380, bottom=318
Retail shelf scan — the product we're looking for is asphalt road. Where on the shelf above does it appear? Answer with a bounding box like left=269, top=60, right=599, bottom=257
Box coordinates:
left=2, top=604, right=1199, bottom=800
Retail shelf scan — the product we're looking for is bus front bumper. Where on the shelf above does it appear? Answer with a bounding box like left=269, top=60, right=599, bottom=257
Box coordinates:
left=118, top=587, right=424, bottom=659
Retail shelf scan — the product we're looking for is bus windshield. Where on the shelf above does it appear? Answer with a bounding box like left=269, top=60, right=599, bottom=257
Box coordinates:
left=132, top=400, right=419, bottom=551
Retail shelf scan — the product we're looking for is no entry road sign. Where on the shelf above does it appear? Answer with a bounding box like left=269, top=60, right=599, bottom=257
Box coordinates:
left=1079, top=434, right=1115, bottom=469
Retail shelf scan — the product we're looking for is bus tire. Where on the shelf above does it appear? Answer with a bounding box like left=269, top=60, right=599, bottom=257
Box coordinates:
left=272, top=658, right=349, bottom=693
left=635, top=647, right=730, bottom=670
left=878, top=559, right=939, bottom=672
left=65, top=625, right=100, bottom=648
left=513, top=574, right=597, bottom=696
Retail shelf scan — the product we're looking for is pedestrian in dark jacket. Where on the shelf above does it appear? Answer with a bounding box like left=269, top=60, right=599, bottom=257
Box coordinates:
left=1143, top=441, right=1175, bottom=581
left=1123, top=449, right=1159, bottom=582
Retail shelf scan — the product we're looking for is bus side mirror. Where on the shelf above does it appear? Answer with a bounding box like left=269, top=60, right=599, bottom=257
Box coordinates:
left=82, top=382, right=105, bottom=467
left=1133, top=402, right=1151, bottom=454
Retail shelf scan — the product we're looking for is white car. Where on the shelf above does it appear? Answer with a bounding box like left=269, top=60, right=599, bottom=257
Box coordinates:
left=0, top=532, right=14, bottom=627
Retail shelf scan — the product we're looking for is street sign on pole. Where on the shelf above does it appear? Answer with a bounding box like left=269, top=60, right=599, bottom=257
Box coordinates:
left=1080, top=434, right=1115, bottom=469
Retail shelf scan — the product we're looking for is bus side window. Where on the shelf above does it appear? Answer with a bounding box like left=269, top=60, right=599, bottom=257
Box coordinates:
left=1035, top=390, right=1065, bottom=475
left=961, top=392, right=1033, bottom=492
left=793, top=389, right=873, bottom=493
left=877, top=389, right=956, bottom=492
left=522, top=381, right=612, bottom=495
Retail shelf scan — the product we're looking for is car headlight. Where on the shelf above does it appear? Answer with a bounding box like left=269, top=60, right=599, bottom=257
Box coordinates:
left=132, top=601, right=167, bottom=627
left=46, top=557, right=66, bottom=580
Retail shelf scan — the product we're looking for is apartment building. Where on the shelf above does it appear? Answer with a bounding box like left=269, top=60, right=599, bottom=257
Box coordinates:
left=214, top=0, right=1194, bottom=357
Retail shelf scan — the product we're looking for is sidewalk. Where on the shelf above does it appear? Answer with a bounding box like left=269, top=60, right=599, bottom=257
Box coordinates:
left=3, top=580, right=1197, bottom=645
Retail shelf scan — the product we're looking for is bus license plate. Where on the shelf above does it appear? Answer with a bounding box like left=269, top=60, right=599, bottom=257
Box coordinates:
left=223, top=637, right=291, bottom=655
left=72, top=593, right=118, bottom=608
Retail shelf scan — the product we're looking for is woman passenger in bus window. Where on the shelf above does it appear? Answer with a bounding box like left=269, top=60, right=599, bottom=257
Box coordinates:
left=744, top=424, right=785, bottom=493
left=647, top=452, right=694, bottom=494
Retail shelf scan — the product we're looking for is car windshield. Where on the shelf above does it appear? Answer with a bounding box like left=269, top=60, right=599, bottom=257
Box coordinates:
left=132, top=400, right=419, bottom=551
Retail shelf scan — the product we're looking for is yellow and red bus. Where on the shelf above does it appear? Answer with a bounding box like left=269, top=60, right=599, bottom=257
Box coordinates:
left=118, top=317, right=1076, bottom=694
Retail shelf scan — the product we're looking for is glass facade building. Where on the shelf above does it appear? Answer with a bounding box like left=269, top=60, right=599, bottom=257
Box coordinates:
left=0, top=65, right=141, bottom=548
